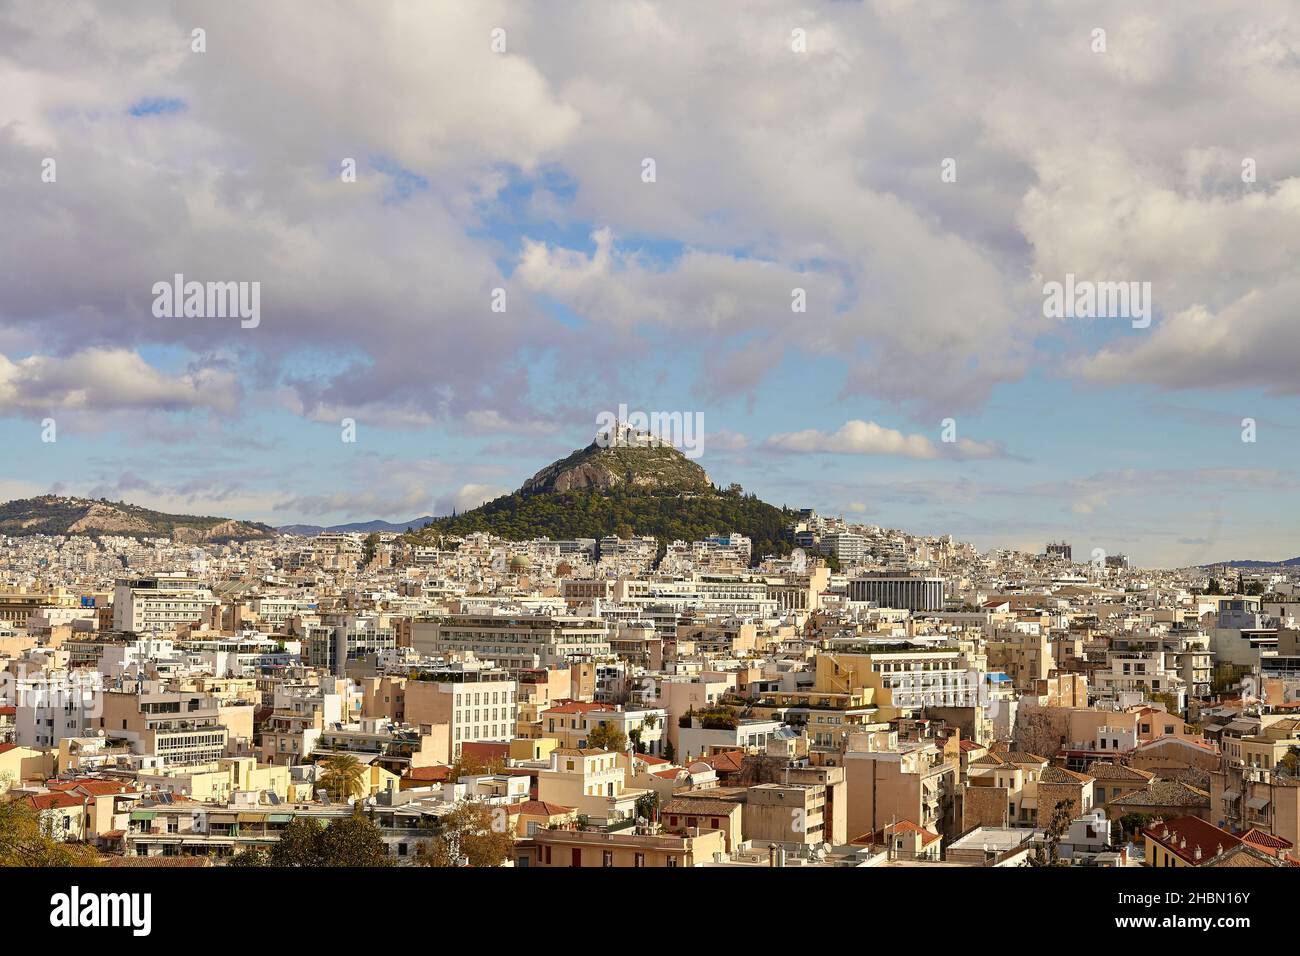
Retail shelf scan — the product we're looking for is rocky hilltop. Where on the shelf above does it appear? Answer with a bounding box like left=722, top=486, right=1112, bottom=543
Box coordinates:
left=520, top=435, right=712, bottom=496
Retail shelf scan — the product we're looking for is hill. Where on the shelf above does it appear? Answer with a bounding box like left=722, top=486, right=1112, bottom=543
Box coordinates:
left=411, top=434, right=792, bottom=562
left=520, top=433, right=713, bottom=495
left=0, top=495, right=276, bottom=542
left=1200, top=557, right=1300, bottom=569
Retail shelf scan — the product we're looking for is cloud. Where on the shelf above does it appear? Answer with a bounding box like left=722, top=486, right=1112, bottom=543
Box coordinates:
left=462, top=409, right=560, bottom=436
left=762, top=420, right=1005, bottom=460
left=0, top=348, right=239, bottom=416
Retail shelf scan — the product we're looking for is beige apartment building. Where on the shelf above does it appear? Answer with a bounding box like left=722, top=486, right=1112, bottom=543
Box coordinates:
left=987, top=628, right=1054, bottom=691
left=744, top=783, right=829, bottom=848
left=403, top=673, right=518, bottom=759
left=96, top=688, right=233, bottom=766
left=963, top=750, right=1049, bottom=829
left=842, top=736, right=958, bottom=839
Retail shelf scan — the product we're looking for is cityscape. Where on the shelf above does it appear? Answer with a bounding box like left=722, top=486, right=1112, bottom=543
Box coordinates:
left=2, top=435, right=1299, bottom=876
left=0, top=0, right=1296, bottom=932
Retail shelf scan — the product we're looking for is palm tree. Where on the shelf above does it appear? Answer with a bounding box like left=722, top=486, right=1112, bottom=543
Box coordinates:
left=317, top=753, right=367, bottom=803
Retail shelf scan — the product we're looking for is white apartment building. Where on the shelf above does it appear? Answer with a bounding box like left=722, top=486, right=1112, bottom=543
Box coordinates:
left=409, top=613, right=611, bottom=670
left=112, top=574, right=218, bottom=634
left=404, top=671, right=519, bottom=758
left=13, top=672, right=97, bottom=748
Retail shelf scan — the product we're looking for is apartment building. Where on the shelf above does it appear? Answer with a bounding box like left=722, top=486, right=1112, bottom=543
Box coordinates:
left=13, top=672, right=96, bottom=748
left=963, top=750, right=1050, bottom=829
left=112, top=574, right=218, bottom=634
left=537, top=747, right=647, bottom=824
left=986, top=627, right=1054, bottom=691
left=540, top=701, right=668, bottom=756
left=305, top=615, right=396, bottom=676
left=312, top=717, right=450, bottom=775
left=403, top=671, right=518, bottom=759
left=744, top=783, right=828, bottom=848
left=409, top=613, right=611, bottom=670
left=842, top=735, right=958, bottom=839
left=96, top=688, right=231, bottom=767
left=820, top=532, right=866, bottom=565
left=817, top=646, right=979, bottom=718
left=124, top=800, right=351, bottom=859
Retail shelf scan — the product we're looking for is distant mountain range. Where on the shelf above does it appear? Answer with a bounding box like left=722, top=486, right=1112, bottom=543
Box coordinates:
left=277, top=517, right=438, bottom=536
left=0, top=495, right=275, bottom=542
left=1200, top=556, right=1300, bottom=569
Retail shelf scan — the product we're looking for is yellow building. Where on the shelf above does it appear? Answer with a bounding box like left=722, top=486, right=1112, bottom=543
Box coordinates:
left=510, top=737, right=559, bottom=762
left=0, top=744, right=55, bottom=790
left=138, top=757, right=291, bottom=802
left=537, top=748, right=647, bottom=824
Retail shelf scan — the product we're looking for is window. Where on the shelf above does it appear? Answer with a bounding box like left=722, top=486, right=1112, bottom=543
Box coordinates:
left=602, top=851, right=613, bottom=867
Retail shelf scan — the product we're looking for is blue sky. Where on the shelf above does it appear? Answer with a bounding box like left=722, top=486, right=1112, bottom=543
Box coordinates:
left=2, top=1, right=1299, bottom=567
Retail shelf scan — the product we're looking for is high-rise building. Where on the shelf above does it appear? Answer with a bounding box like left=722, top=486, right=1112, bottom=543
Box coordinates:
left=1045, top=541, right=1073, bottom=562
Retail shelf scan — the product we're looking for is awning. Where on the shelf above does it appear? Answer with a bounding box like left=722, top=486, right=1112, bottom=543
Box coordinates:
left=208, top=813, right=238, bottom=824
left=1246, top=796, right=1270, bottom=811
left=267, top=814, right=294, bottom=823
left=129, top=811, right=157, bottom=821
left=1222, top=790, right=1240, bottom=801
left=236, top=813, right=262, bottom=823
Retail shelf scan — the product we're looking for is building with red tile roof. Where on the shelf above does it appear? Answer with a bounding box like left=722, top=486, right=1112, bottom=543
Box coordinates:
left=1142, top=816, right=1241, bottom=867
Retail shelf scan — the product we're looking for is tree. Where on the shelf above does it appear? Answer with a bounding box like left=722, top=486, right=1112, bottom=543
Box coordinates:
left=0, top=795, right=100, bottom=867
left=1025, top=799, right=1074, bottom=867
left=586, top=722, right=628, bottom=753
left=417, top=802, right=513, bottom=868
left=635, top=792, right=660, bottom=823
left=663, top=740, right=676, bottom=764
left=1115, top=812, right=1156, bottom=842
left=361, top=532, right=379, bottom=565
left=228, top=846, right=271, bottom=867
left=1149, top=691, right=1180, bottom=714
left=232, top=811, right=391, bottom=867
left=447, top=751, right=504, bottom=782
left=317, top=753, right=368, bottom=803
left=1279, top=745, right=1300, bottom=776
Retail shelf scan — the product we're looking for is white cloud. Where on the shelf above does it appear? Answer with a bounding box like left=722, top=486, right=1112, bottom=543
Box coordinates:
left=763, top=420, right=1003, bottom=460
left=0, top=348, right=239, bottom=415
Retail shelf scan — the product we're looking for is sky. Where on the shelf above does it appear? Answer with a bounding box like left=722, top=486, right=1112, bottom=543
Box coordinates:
left=1, top=0, right=1299, bottom=568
